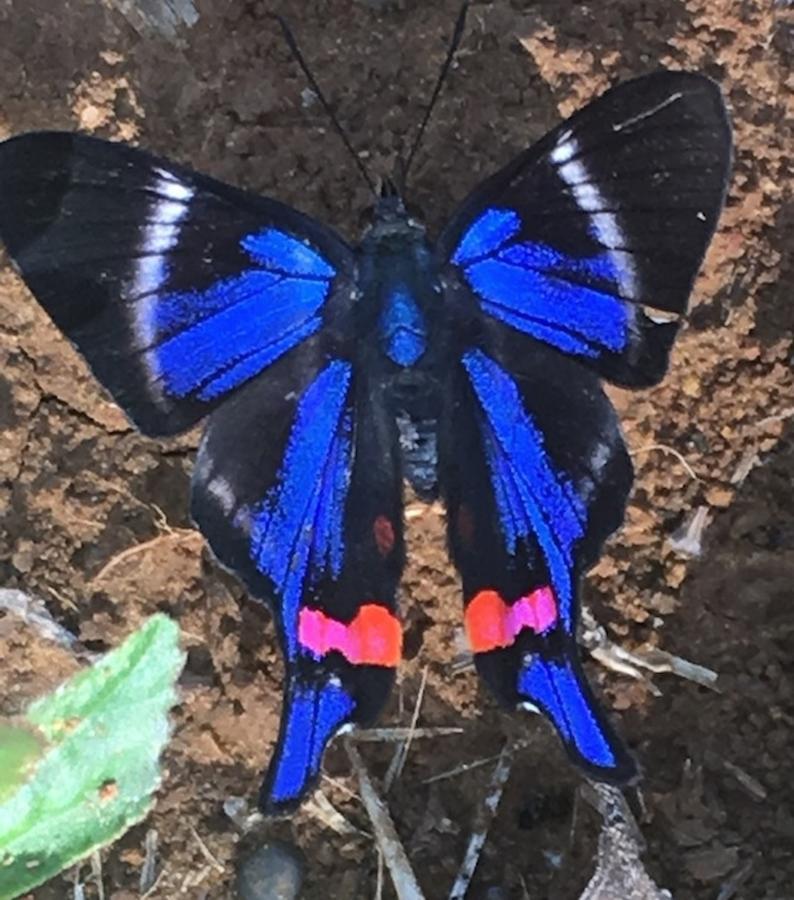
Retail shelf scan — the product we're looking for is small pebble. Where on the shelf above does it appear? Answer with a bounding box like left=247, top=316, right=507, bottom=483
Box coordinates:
left=236, top=840, right=305, bottom=900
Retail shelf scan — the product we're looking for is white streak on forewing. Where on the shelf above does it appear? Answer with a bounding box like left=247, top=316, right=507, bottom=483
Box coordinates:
left=132, top=174, right=194, bottom=387
left=552, top=137, right=638, bottom=298
left=612, top=91, right=683, bottom=133
left=550, top=130, right=575, bottom=164
left=153, top=169, right=193, bottom=201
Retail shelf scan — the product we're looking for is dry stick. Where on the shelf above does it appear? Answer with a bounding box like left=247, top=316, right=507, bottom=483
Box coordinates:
left=421, top=740, right=530, bottom=786
left=303, top=792, right=366, bottom=837
left=140, top=866, right=168, bottom=899
left=580, top=607, right=719, bottom=692
left=346, top=740, right=425, bottom=900
left=375, top=850, right=385, bottom=900
left=629, top=443, right=700, bottom=481
left=90, top=529, right=202, bottom=585
left=90, top=852, right=105, bottom=900
left=384, top=666, right=429, bottom=792
left=448, top=742, right=514, bottom=900
left=139, top=828, right=159, bottom=894
left=188, top=823, right=224, bottom=874
left=354, top=726, right=463, bottom=742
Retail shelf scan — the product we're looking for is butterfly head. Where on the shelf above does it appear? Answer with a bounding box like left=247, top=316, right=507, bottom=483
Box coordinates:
left=358, top=175, right=426, bottom=244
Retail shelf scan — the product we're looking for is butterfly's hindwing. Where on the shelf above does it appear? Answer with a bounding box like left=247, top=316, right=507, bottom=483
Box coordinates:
left=440, top=71, right=732, bottom=387
left=0, top=131, right=355, bottom=434
left=438, top=339, right=636, bottom=781
left=191, top=347, right=405, bottom=811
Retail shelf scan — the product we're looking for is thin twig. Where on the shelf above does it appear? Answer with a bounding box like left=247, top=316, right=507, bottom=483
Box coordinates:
left=630, top=443, right=700, bottom=481
left=304, top=792, right=368, bottom=837
left=375, top=850, right=384, bottom=900
left=581, top=607, right=719, bottom=691
left=141, top=866, right=168, bottom=899
left=384, top=666, right=429, bottom=792
left=90, top=852, right=105, bottom=900
left=422, top=741, right=530, bottom=786
left=346, top=740, right=425, bottom=900
left=139, top=828, right=159, bottom=894
left=354, top=726, right=463, bottom=742
left=720, top=758, right=767, bottom=801
left=90, top=530, right=201, bottom=585
left=188, top=824, right=224, bottom=875
left=448, top=742, right=514, bottom=900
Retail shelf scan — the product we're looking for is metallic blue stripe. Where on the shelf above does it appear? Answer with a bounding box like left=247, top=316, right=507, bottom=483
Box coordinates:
left=452, top=208, right=521, bottom=265
left=269, top=678, right=354, bottom=804
left=498, top=241, right=619, bottom=283
left=196, top=318, right=321, bottom=401
left=248, top=360, right=353, bottom=657
left=464, top=258, right=628, bottom=353
left=462, top=350, right=586, bottom=622
left=518, top=656, right=617, bottom=768
left=452, top=206, right=632, bottom=360
left=150, top=226, right=337, bottom=401
left=156, top=275, right=329, bottom=398
left=242, top=228, right=336, bottom=278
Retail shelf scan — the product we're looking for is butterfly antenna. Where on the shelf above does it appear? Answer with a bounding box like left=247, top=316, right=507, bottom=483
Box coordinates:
left=272, top=14, right=377, bottom=196
left=403, top=0, right=471, bottom=185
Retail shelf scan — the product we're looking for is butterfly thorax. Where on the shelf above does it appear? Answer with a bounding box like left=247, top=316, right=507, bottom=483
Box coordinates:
left=356, top=197, right=445, bottom=498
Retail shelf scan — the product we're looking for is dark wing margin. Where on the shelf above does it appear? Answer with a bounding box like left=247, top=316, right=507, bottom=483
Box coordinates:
left=0, top=131, right=355, bottom=434
left=439, top=71, right=732, bottom=387
left=191, top=343, right=405, bottom=812
left=438, top=338, right=636, bottom=782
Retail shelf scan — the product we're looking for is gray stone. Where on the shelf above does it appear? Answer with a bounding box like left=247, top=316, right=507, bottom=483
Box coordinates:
left=236, top=840, right=306, bottom=900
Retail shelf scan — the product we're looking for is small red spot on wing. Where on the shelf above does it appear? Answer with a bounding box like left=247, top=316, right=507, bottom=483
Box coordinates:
left=456, top=504, right=475, bottom=546
left=373, top=515, right=395, bottom=556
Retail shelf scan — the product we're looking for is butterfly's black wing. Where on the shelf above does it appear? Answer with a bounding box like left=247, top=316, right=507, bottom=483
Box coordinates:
left=438, top=71, right=732, bottom=387
left=0, top=131, right=355, bottom=434
left=0, top=131, right=404, bottom=811
left=438, top=334, right=636, bottom=781
left=434, top=70, right=731, bottom=781
left=192, top=344, right=405, bottom=812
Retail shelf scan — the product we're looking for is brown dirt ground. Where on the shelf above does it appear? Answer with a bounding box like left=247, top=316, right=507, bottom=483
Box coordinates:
left=1, top=0, right=792, bottom=897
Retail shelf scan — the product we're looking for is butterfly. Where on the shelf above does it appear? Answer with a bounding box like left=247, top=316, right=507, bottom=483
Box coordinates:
left=0, top=63, right=731, bottom=812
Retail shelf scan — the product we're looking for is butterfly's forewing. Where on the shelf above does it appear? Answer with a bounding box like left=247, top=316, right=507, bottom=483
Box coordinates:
left=0, top=132, right=355, bottom=434
left=438, top=334, right=636, bottom=781
left=0, top=130, right=400, bottom=809
left=439, top=71, right=732, bottom=387
left=192, top=348, right=405, bottom=811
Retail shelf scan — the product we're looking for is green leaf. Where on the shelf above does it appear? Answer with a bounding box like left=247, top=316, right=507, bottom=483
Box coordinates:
left=0, top=724, right=47, bottom=803
left=0, top=614, right=184, bottom=899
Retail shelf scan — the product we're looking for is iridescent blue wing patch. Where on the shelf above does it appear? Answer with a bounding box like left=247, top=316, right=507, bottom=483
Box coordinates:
left=0, top=131, right=355, bottom=434
left=439, top=72, right=732, bottom=387
left=438, top=339, right=636, bottom=782
left=191, top=346, right=405, bottom=812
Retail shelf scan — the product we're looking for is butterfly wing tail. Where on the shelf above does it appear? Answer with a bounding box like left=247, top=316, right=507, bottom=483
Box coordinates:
left=516, top=645, right=637, bottom=783
left=260, top=665, right=394, bottom=813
